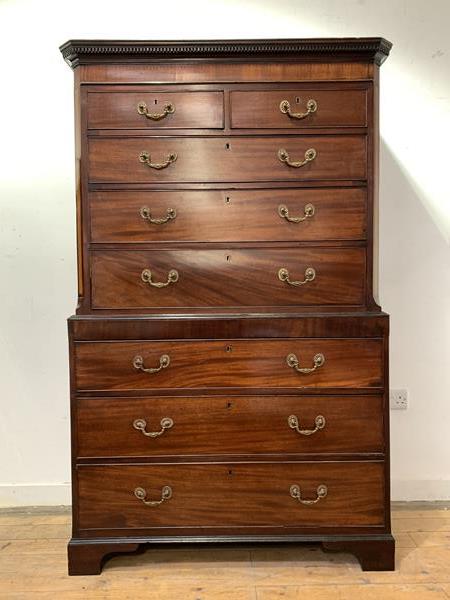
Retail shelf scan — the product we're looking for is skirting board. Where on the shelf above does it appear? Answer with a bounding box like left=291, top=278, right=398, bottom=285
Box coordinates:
left=0, top=483, right=71, bottom=507
left=1, top=480, right=450, bottom=507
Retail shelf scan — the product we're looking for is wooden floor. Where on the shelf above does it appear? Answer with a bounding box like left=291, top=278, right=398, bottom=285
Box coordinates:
left=1, top=504, right=450, bottom=599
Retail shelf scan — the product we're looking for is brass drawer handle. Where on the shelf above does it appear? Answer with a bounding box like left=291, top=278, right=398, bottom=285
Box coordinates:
left=288, top=415, right=326, bottom=435
left=133, top=354, right=170, bottom=374
left=140, top=206, right=177, bottom=224
left=141, top=268, right=179, bottom=288
left=279, top=99, right=317, bottom=120
left=137, top=101, right=175, bottom=121
left=278, top=267, right=316, bottom=286
left=134, top=486, right=172, bottom=506
left=278, top=148, right=317, bottom=168
left=139, top=151, right=177, bottom=170
left=133, top=417, right=174, bottom=438
left=286, top=352, right=325, bottom=374
left=278, top=203, right=315, bottom=223
left=290, top=484, right=327, bottom=505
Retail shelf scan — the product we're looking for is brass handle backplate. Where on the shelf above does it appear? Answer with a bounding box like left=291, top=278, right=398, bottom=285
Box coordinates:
left=133, top=417, right=174, bottom=438
left=278, top=148, right=317, bottom=168
left=290, top=484, right=327, bottom=505
left=141, top=268, right=179, bottom=288
left=288, top=415, right=326, bottom=436
left=134, top=486, right=173, bottom=506
left=278, top=203, right=315, bottom=223
left=139, top=151, right=178, bottom=170
left=137, top=101, right=175, bottom=121
left=133, top=354, right=170, bottom=374
left=278, top=267, right=316, bottom=286
left=279, top=99, right=318, bottom=120
left=286, top=353, right=325, bottom=374
left=140, top=206, right=177, bottom=224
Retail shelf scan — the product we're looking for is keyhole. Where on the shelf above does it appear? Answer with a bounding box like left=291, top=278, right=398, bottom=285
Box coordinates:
left=225, top=344, right=232, bottom=352
left=228, top=469, right=233, bottom=475
left=227, top=401, right=232, bottom=409
left=296, top=97, right=301, bottom=104
left=226, top=255, right=231, bottom=262
left=225, top=196, right=231, bottom=204
left=154, top=99, right=158, bottom=105
left=225, top=142, right=230, bottom=150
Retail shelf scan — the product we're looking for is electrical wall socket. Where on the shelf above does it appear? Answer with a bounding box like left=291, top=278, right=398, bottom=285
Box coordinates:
left=390, top=389, right=408, bottom=410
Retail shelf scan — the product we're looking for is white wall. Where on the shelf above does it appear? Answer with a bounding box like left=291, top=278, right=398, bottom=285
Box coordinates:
left=0, top=0, right=449, bottom=505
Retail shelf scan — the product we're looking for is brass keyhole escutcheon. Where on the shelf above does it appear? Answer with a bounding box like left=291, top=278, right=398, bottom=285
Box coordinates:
left=225, top=345, right=233, bottom=353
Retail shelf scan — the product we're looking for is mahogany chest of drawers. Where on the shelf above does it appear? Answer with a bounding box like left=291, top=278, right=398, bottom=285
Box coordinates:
left=60, top=38, right=394, bottom=575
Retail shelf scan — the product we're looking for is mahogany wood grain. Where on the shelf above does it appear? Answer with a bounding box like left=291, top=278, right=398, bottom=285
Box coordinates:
left=76, top=462, right=385, bottom=529
left=62, top=38, right=393, bottom=575
left=88, top=136, right=367, bottom=183
left=90, top=248, right=366, bottom=309
left=76, top=395, right=384, bottom=458
left=231, top=89, right=367, bottom=128
left=77, top=62, right=371, bottom=84
left=74, top=338, right=383, bottom=392
left=69, top=314, right=389, bottom=341
left=89, top=188, right=366, bottom=243
left=87, top=91, right=224, bottom=130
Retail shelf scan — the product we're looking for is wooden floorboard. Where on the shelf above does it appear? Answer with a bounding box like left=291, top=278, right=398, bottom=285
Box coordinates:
left=0, top=504, right=450, bottom=599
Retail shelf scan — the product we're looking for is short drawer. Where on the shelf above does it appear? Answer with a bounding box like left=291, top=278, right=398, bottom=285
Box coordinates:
left=87, top=91, right=224, bottom=129
left=90, top=188, right=367, bottom=243
left=76, top=395, right=384, bottom=458
left=88, top=136, right=366, bottom=183
left=91, top=248, right=366, bottom=309
left=77, top=462, right=385, bottom=530
left=74, top=338, right=383, bottom=392
left=231, top=89, right=367, bottom=128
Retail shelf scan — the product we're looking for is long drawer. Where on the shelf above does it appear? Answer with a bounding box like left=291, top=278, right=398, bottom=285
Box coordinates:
left=230, top=89, right=367, bottom=128
left=77, top=395, right=384, bottom=458
left=74, top=338, right=383, bottom=392
left=91, top=248, right=366, bottom=309
left=87, top=91, right=224, bottom=130
left=88, top=136, right=367, bottom=183
left=90, top=188, right=367, bottom=243
left=77, top=462, right=385, bottom=529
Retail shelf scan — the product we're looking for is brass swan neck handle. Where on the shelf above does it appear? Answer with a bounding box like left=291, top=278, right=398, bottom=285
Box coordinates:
left=278, top=148, right=317, bottom=168
left=133, top=417, right=174, bottom=438
left=279, top=98, right=318, bottom=120
left=139, top=151, right=178, bottom=170
left=134, top=486, right=173, bottom=506
left=286, top=352, right=325, bottom=374
left=290, top=484, right=327, bottom=505
left=137, top=101, right=175, bottom=121
left=288, top=415, right=326, bottom=436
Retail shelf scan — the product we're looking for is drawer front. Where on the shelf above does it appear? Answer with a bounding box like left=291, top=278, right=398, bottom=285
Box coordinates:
left=91, top=248, right=366, bottom=309
left=77, top=462, right=385, bottom=529
left=77, top=395, right=384, bottom=458
left=231, top=89, right=367, bottom=128
left=88, top=136, right=366, bottom=183
left=90, top=188, right=366, bottom=243
left=74, top=338, right=383, bottom=391
left=87, top=91, right=224, bottom=129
